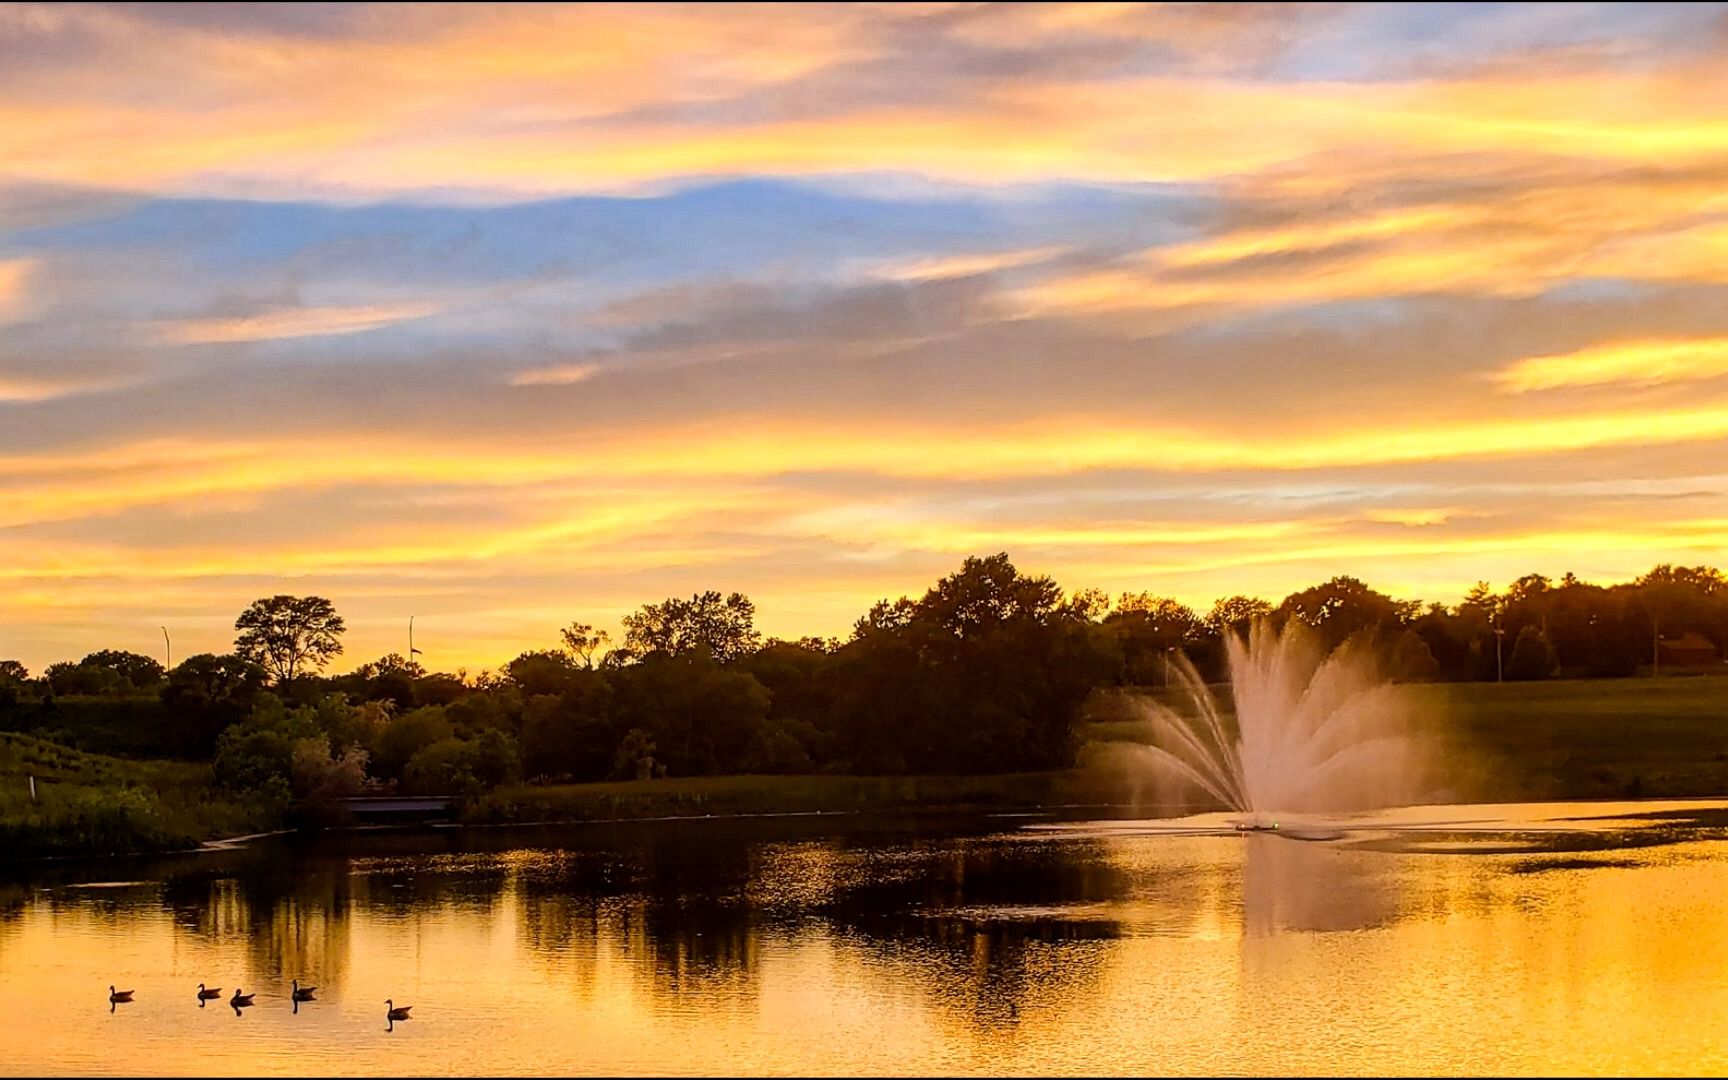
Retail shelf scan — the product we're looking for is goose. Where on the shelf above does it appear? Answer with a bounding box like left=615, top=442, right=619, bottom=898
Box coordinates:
left=197, top=984, right=223, bottom=1000
left=109, top=985, right=135, bottom=1004
left=291, top=980, right=316, bottom=1002
left=230, top=989, right=255, bottom=1007
left=385, top=999, right=412, bottom=1021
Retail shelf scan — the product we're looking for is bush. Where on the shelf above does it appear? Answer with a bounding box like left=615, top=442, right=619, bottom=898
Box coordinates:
left=368, top=706, right=454, bottom=781
left=1506, top=627, right=1560, bottom=681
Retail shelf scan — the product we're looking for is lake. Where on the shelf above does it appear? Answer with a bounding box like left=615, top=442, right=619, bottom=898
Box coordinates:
left=6, top=801, right=1728, bottom=1076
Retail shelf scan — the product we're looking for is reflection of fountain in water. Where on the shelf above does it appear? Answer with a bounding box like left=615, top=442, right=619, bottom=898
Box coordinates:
left=1239, top=835, right=1395, bottom=936
left=1114, top=621, right=1436, bottom=821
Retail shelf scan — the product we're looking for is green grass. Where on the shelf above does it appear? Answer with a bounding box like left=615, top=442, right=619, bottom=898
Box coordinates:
left=1083, top=675, right=1728, bottom=804
left=464, top=771, right=1105, bottom=825
left=1426, top=676, right=1728, bottom=801
left=0, top=732, right=274, bottom=858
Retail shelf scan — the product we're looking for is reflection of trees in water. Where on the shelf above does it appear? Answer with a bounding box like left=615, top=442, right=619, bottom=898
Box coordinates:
left=511, top=835, right=763, bottom=999
left=813, top=837, right=1129, bottom=1031
left=155, top=849, right=360, bottom=990
left=504, top=828, right=1133, bottom=1028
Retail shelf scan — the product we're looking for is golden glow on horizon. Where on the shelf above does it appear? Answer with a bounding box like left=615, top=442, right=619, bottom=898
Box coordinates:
left=9, top=396, right=1728, bottom=525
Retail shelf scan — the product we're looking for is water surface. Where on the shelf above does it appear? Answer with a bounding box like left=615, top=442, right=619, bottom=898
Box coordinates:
left=6, top=802, right=1728, bottom=1076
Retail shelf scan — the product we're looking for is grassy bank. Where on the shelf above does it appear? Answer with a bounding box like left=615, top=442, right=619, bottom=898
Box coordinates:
left=464, top=770, right=1101, bottom=824
left=1084, top=674, right=1728, bottom=803
left=1433, top=676, right=1728, bottom=801
left=0, top=733, right=273, bottom=859
left=6, top=676, right=1726, bottom=856
left=467, top=677, right=1728, bottom=824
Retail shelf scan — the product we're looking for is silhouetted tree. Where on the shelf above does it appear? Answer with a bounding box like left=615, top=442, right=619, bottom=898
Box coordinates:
left=1105, top=594, right=1209, bottom=684
left=234, top=595, right=346, bottom=683
left=1066, top=587, right=1112, bottom=621
left=43, top=659, right=130, bottom=697
left=79, top=649, right=166, bottom=691
left=609, top=652, right=771, bottom=775
left=505, top=649, right=584, bottom=697
left=831, top=553, right=1118, bottom=773
left=559, top=621, right=612, bottom=669
left=161, top=653, right=268, bottom=755
left=623, top=591, right=761, bottom=663
left=1206, top=595, right=1273, bottom=636
left=1278, top=576, right=1417, bottom=649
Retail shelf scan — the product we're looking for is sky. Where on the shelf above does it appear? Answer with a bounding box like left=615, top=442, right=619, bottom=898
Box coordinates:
left=4, top=1, right=1728, bottom=674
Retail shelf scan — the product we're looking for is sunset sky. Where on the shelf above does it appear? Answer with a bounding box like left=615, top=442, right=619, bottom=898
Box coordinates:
left=5, top=1, right=1728, bottom=673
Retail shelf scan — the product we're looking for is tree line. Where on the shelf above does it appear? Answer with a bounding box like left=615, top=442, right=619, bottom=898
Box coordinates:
left=2, top=555, right=1724, bottom=815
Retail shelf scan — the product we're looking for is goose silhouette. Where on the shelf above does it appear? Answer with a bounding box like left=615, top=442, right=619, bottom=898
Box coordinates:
left=197, top=984, right=222, bottom=1000
left=386, top=999, right=412, bottom=1021
left=230, top=989, right=255, bottom=1007
left=292, top=980, right=317, bottom=1002
left=108, top=985, right=134, bottom=1004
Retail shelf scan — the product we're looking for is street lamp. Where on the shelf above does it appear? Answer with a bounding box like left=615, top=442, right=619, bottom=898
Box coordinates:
left=162, top=626, right=171, bottom=671
left=1494, top=627, right=1506, bottom=683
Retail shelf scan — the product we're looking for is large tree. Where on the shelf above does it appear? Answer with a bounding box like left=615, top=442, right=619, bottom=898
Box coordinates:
left=79, top=649, right=166, bottom=691
left=1206, top=595, right=1274, bottom=636
left=559, top=621, right=612, bottom=669
left=622, top=591, right=760, bottom=663
left=833, top=553, right=1118, bottom=773
left=1278, top=576, right=1417, bottom=649
left=234, top=595, right=347, bottom=683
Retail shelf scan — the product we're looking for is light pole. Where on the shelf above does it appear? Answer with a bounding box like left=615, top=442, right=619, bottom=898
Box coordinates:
left=1494, top=627, right=1505, bottom=683
left=409, top=616, right=423, bottom=665
left=162, top=626, right=171, bottom=671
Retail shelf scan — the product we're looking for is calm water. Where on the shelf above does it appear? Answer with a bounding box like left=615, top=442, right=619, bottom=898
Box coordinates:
left=7, top=802, right=1728, bottom=1076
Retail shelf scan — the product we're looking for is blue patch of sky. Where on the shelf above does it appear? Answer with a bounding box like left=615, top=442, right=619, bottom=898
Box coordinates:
left=1269, top=2, right=1728, bottom=82
left=6, top=178, right=1214, bottom=289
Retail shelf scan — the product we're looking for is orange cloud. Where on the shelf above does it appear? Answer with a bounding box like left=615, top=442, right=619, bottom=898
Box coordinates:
left=0, top=258, right=35, bottom=324
left=1497, top=337, right=1728, bottom=393
left=150, top=302, right=441, bottom=344
left=509, top=363, right=600, bottom=387
left=4, top=5, right=1727, bottom=198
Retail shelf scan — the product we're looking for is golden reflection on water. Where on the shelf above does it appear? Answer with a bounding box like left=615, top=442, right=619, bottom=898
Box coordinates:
left=5, top=809, right=1728, bottom=1076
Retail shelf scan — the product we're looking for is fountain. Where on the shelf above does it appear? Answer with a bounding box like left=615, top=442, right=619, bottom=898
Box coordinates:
left=1111, top=619, right=1436, bottom=826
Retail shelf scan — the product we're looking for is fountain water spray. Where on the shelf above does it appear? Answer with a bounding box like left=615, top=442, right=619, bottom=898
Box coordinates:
left=1114, top=620, right=1435, bottom=825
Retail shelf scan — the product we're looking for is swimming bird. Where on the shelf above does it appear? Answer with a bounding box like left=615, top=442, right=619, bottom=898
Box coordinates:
left=386, top=999, right=412, bottom=1021
left=109, top=986, right=134, bottom=1004
left=292, top=980, right=316, bottom=1002
left=230, top=989, right=255, bottom=1007
left=197, top=984, right=222, bottom=1000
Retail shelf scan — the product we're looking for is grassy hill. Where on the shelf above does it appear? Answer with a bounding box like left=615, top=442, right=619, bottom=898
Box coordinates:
left=0, top=732, right=271, bottom=859
left=1433, top=676, right=1728, bottom=801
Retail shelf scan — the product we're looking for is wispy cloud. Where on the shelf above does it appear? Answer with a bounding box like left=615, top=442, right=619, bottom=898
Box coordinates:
left=0, top=257, right=34, bottom=323
left=149, top=302, right=441, bottom=344
left=1497, top=336, right=1728, bottom=393
left=508, top=363, right=600, bottom=388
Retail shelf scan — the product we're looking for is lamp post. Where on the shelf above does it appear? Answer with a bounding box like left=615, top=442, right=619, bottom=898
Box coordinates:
left=410, top=616, right=423, bottom=664
left=162, top=626, right=171, bottom=671
left=1494, top=627, right=1505, bottom=683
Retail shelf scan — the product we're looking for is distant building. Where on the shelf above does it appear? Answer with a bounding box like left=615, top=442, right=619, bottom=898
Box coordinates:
left=1659, top=631, right=1720, bottom=668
